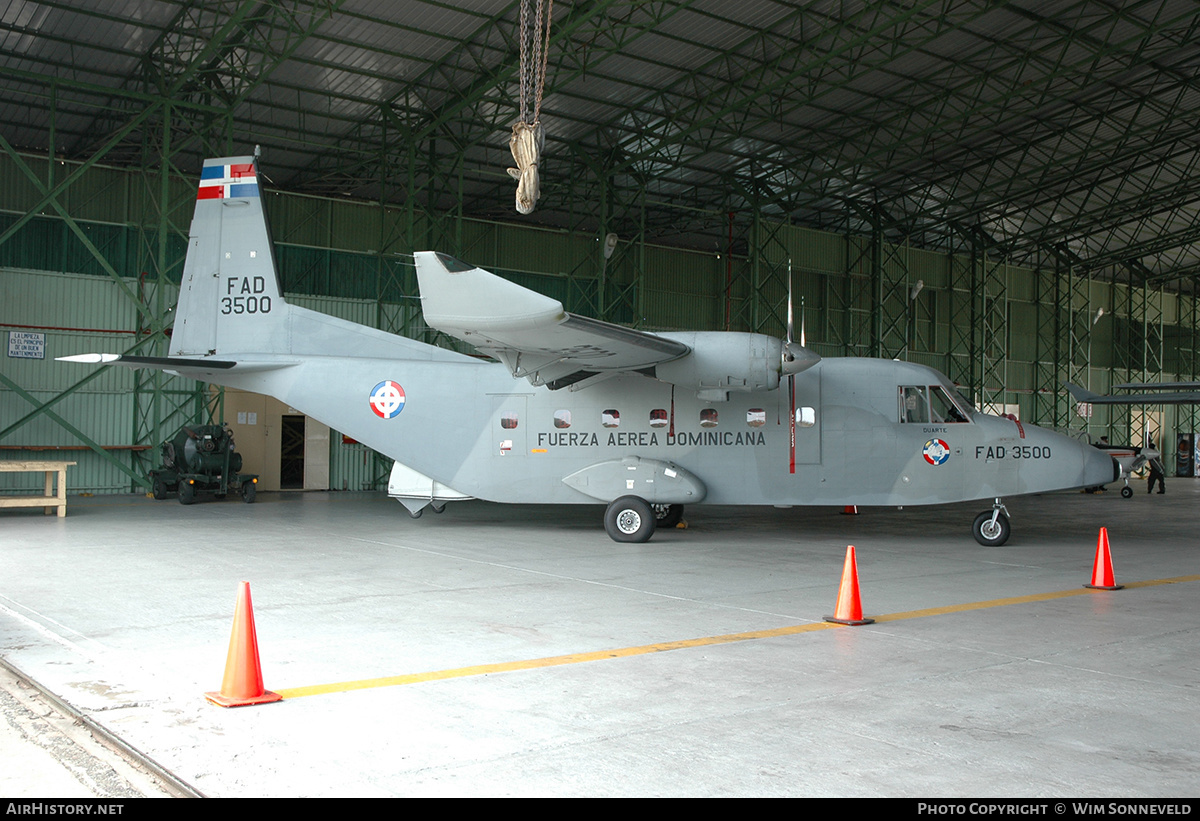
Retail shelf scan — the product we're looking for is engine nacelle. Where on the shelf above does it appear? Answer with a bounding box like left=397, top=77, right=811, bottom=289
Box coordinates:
left=653, top=332, right=783, bottom=400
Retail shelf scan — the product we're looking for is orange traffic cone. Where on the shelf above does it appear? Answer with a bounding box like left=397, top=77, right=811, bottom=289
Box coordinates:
left=204, top=582, right=282, bottom=707
left=841, top=505, right=858, bottom=515
left=824, top=545, right=875, bottom=625
left=1084, top=527, right=1123, bottom=591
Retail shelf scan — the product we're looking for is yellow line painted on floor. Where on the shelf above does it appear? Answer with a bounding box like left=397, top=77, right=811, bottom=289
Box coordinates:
left=272, top=573, right=1200, bottom=700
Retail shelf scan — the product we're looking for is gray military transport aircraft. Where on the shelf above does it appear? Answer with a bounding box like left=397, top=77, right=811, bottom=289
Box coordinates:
left=61, top=156, right=1118, bottom=545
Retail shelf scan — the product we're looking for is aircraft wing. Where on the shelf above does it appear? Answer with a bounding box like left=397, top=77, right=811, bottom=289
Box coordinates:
left=414, top=251, right=690, bottom=389
left=1064, top=381, right=1200, bottom=405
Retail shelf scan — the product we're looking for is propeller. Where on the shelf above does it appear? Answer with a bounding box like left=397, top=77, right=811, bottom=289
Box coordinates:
left=781, top=264, right=820, bottom=377
left=781, top=262, right=820, bottom=474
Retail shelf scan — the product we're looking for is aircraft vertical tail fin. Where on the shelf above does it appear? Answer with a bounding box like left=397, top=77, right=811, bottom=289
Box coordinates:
left=161, top=156, right=473, bottom=366
left=170, top=156, right=289, bottom=358
left=1063, top=382, right=1101, bottom=404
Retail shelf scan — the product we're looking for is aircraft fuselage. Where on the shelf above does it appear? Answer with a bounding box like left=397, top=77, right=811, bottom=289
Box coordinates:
left=215, top=353, right=1115, bottom=509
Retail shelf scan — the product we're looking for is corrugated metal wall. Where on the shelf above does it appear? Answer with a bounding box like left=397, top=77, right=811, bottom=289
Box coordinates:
left=0, top=269, right=195, bottom=492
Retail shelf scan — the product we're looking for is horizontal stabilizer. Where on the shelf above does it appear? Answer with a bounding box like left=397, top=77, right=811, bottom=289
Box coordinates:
left=58, top=354, right=295, bottom=375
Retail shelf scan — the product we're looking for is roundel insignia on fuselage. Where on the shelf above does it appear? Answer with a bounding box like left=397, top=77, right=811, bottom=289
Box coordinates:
left=369, top=380, right=406, bottom=419
left=923, top=438, right=950, bottom=466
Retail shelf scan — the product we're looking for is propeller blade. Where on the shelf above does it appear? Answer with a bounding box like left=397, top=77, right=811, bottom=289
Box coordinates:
left=786, top=262, right=795, bottom=345
left=780, top=264, right=820, bottom=376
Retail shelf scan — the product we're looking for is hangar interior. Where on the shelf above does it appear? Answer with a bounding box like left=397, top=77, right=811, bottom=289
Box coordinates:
left=4, top=1, right=1200, bottom=799
left=3, top=0, right=1200, bottom=492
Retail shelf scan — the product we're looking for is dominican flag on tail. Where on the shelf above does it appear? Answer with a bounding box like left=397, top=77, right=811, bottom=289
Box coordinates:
left=197, top=161, right=259, bottom=200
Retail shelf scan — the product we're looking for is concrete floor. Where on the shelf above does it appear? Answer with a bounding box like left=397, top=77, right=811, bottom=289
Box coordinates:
left=1, top=480, right=1198, bottom=797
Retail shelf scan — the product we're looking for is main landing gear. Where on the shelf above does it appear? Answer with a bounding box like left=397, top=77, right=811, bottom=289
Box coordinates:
left=603, top=498, right=687, bottom=542
left=604, top=496, right=654, bottom=542
left=972, top=498, right=1011, bottom=546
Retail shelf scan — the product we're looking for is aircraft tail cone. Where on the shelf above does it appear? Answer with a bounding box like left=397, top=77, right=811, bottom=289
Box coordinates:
left=1084, top=527, right=1124, bottom=591
left=824, top=545, right=875, bottom=625
left=204, top=582, right=282, bottom=707
left=841, top=505, right=858, bottom=515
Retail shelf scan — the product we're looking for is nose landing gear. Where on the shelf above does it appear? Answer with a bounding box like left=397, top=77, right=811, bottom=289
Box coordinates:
left=972, top=499, right=1011, bottom=546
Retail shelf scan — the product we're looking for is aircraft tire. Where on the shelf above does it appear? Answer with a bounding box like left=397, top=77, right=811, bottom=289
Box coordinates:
left=605, top=496, right=656, bottom=543
left=972, top=510, right=1010, bottom=546
left=1121, top=486, right=1133, bottom=499
left=653, top=504, right=684, bottom=528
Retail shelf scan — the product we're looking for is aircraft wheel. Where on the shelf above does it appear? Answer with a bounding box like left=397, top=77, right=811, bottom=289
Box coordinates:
left=1121, top=486, right=1133, bottom=499
left=178, top=481, right=196, bottom=506
left=151, top=479, right=169, bottom=500
left=430, top=503, right=446, bottom=514
left=972, top=510, right=1010, bottom=547
left=653, top=503, right=684, bottom=528
left=409, top=507, right=424, bottom=519
left=605, top=496, right=656, bottom=543
left=241, top=483, right=256, bottom=504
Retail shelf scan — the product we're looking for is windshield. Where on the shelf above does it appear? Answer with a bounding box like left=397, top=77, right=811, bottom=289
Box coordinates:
left=899, top=384, right=975, bottom=424
left=930, top=385, right=972, bottom=423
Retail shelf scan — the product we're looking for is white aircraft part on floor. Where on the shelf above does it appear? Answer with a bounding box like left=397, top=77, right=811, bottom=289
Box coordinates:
left=387, top=461, right=473, bottom=515
left=60, top=155, right=1118, bottom=544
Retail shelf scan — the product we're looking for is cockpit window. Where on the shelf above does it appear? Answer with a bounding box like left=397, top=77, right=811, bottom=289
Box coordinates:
left=899, top=386, right=929, bottom=423
left=901, top=385, right=974, bottom=424
left=930, top=386, right=971, bottom=423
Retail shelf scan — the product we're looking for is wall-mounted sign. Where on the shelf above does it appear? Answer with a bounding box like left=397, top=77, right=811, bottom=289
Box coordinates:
left=8, top=331, right=45, bottom=359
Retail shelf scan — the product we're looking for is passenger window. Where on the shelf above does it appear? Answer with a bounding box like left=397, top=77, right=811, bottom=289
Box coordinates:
left=747, top=408, right=766, bottom=428
left=500, top=411, right=518, bottom=430
left=554, top=410, right=571, bottom=429
left=649, top=409, right=669, bottom=428
left=796, top=407, right=815, bottom=428
left=900, top=386, right=929, bottom=423
left=700, top=409, right=718, bottom=428
left=602, top=409, right=620, bottom=428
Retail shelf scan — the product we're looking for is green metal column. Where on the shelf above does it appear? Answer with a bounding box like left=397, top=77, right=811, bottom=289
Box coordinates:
left=946, top=229, right=980, bottom=400
left=1178, top=293, right=1200, bottom=474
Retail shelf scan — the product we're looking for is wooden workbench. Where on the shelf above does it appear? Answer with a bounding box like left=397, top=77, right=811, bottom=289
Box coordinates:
left=0, top=461, right=77, bottom=517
